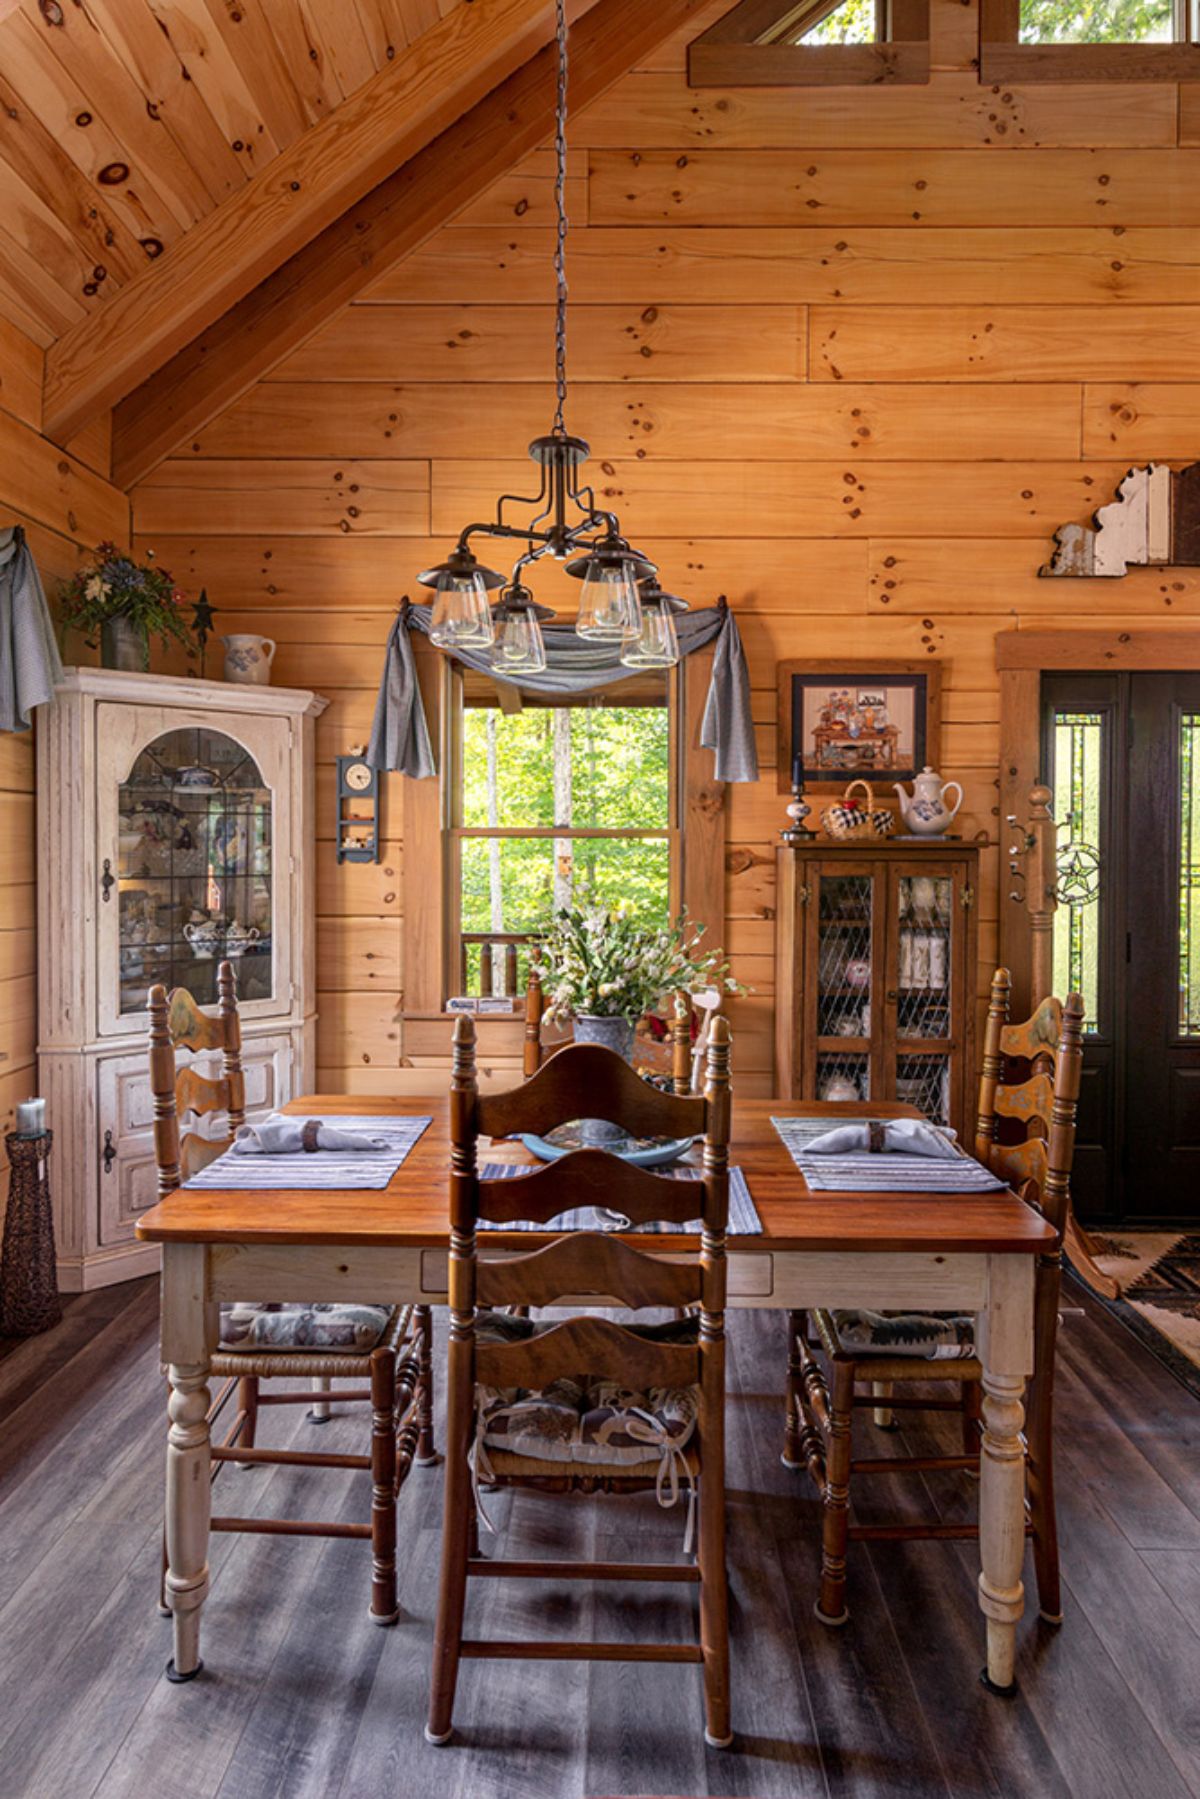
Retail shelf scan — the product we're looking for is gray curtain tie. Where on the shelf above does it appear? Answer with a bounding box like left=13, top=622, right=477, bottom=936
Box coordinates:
left=367, top=600, right=758, bottom=785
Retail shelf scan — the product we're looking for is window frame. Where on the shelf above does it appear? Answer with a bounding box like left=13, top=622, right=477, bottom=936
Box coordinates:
left=401, top=637, right=725, bottom=1021
left=446, top=662, right=681, bottom=1000
left=980, top=0, right=1200, bottom=82
left=688, top=0, right=930, bottom=88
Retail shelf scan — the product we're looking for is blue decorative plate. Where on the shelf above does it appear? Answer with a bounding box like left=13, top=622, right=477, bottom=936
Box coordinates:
left=520, top=1123, right=695, bottom=1168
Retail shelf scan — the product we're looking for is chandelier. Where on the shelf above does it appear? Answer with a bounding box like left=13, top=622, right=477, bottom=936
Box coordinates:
left=418, top=0, right=684, bottom=675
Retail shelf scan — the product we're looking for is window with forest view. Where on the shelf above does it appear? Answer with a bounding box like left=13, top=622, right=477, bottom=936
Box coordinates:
left=793, top=0, right=877, bottom=43
left=453, top=674, right=674, bottom=997
left=1019, top=0, right=1192, bottom=41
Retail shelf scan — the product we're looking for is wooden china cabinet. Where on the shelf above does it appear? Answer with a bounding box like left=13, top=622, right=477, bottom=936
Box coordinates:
left=774, top=840, right=980, bottom=1140
left=37, top=667, right=327, bottom=1290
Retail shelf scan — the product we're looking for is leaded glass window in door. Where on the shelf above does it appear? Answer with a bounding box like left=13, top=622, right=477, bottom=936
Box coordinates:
left=1048, top=710, right=1105, bottom=1034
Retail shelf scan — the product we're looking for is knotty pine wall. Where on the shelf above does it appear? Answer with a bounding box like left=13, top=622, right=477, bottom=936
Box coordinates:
left=0, top=313, right=126, bottom=1210
left=129, top=0, right=1200, bottom=1099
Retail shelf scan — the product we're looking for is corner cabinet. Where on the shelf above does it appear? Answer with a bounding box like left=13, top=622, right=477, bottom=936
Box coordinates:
left=774, top=841, right=980, bottom=1140
left=38, top=668, right=328, bottom=1290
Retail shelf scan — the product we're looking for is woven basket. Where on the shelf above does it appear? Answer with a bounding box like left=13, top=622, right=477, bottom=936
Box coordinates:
left=819, top=778, right=895, bottom=842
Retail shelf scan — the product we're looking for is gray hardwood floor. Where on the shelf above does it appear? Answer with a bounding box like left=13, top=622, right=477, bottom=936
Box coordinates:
left=0, top=1281, right=1198, bottom=1799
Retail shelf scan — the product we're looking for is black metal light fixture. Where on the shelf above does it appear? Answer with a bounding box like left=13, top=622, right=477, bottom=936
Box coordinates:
left=418, top=0, right=682, bottom=667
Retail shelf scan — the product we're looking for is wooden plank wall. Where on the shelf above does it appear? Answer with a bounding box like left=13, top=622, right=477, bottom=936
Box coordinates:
left=0, top=314, right=127, bottom=1213
left=129, top=0, right=1200, bottom=1097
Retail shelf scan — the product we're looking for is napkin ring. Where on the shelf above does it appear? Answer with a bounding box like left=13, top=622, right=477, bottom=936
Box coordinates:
left=867, top=1121, right=886, bottom=1154
left=301, top=1119, right=321, bottom=1153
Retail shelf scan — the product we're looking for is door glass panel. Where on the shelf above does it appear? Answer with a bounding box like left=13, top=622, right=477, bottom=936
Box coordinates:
left=897, top=875, right=952, bottom=1039
left=1049, top=711, right=1104, bottom=1033
left=117, top=728, right=273, bottom=1016
left=816, top=1051, right=870, bottom=1102
left=1179, top=712, right=1200, bottom=1036
left=817, top=874, right=872, bottom=1040
left=896, top=1054, right=950, bottom=1127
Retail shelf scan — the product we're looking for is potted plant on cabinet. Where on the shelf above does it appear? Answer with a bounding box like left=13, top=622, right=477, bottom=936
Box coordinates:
left=60, top=543, right=196, bottom=673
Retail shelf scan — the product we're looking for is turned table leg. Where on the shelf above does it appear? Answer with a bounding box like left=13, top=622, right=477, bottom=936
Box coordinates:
left=976, top=1253, right=1035, bottom=1697
left=161, top=1243, right=217, bottom=1683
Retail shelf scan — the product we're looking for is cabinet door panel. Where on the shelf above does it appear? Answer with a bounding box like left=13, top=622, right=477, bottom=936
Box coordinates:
left=806, top=860, right=886, bottom=1104
left=96, top=1032, right=295, bottom=1245
left=94, top=703, right=295, bottom=1038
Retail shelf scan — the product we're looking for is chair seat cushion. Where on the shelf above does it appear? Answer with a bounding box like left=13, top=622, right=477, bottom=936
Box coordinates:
left=475, top=1310, right=699, bottom=1468
left=827, top=1307, right=976, bottom=1360
left=218, top=1301, right=393, bottom=1353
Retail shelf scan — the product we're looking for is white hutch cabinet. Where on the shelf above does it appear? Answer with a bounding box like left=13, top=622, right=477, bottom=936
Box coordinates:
left=37, top=668, right=327, bottom=1289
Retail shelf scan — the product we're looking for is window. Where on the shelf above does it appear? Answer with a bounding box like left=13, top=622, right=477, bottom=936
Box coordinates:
left=981, top=0, right=1200, bottom=79
left=1047, top=709, right=1105, bottom=1034
left=688, top=0, right=930, bottom=86
left=448, top=667, right=677, bottom=999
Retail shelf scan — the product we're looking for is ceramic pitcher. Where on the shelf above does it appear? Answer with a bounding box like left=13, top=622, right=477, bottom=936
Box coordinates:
left=222, top=633, right=276, bottom=686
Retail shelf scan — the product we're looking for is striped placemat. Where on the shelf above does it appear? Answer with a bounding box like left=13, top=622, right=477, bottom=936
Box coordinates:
left=771, top=1115, right=1007, bottom=1194
left=477, top=1163, right=762, bottom=1235
left=182, top=1115, right=432, bottom=1191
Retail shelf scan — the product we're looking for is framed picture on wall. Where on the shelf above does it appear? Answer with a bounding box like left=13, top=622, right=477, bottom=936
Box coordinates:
left=776, top=660, right=942, bottom=794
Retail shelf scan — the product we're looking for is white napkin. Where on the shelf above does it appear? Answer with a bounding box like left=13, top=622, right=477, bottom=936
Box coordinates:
left=231, top=1117, right=391, bottom=1155
left=802, top=1118, right=961, bottom=1159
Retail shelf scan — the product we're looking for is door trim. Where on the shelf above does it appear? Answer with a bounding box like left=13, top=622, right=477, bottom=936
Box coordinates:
left=998, top=629, right=1200, bottom=1014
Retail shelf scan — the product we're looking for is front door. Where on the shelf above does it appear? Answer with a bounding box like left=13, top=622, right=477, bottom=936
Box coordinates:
left=1042, top=671, right=1200, bottom=1224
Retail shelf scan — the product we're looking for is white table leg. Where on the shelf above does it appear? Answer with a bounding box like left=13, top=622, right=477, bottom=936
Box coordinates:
left=975, top=1253, right=1035, bottom=1695
left=161, top=1243, right=217, bottom=1683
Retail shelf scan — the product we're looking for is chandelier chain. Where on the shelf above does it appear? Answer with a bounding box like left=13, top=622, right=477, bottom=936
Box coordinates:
left=553, top=0, right=569, bottom=436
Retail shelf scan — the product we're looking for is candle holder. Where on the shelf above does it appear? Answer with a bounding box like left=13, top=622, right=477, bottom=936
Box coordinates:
left=1, top=1130, right=61, bottom=1337
left=780, top=770, right=816, bottom=845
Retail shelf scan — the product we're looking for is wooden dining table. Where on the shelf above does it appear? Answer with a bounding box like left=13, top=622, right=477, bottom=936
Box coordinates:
left=136, top=1095, right=1056, bottom=1699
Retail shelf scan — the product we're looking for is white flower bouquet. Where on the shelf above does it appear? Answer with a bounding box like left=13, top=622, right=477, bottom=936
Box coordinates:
left=533, top=903, right=742, bottom=1025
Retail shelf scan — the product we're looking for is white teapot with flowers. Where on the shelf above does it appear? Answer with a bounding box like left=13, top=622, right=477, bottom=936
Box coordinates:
left=893, top=767, right=963, bottom=838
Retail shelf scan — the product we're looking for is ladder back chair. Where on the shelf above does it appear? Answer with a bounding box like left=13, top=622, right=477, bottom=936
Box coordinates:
left=428, top=1013, right=734, bottom=1749
left=782, top=969, right=1084, bottom=1634
left=524, top=971, right=716, bottom=1095
left=149, top=964, right=435, bottom=1636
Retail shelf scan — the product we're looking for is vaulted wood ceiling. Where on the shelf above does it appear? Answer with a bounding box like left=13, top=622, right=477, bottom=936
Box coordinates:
left=0, top=0, right=709, bottom=474
left=0, top=0, right=477, bottom=348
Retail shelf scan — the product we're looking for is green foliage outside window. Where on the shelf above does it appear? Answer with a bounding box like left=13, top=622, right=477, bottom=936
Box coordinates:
left=1019, top=0, right=1176, bottom=41
left=459, top=703, right=672, bottom=951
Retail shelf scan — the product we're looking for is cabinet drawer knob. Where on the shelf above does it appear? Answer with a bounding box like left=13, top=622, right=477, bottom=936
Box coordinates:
left=886, top=989, right=898, bottom=1005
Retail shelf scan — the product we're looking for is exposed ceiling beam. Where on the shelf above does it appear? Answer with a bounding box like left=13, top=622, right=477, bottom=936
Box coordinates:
left=111, top=0, right=708, bottom=491
left=42, top=0, right=562, bottom=445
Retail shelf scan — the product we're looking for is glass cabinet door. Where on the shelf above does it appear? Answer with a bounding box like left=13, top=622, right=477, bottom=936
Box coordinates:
left=809, top=866, right=880, bottom=1104
left=97, top=712, right=288, bottom=1034
left=889, top=867, right=958, bottom=1127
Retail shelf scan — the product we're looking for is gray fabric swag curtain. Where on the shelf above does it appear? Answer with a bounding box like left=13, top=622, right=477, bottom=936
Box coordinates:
left=366, top=599, right=759, bottom=785
left=0, top=526, right=63, bottom=734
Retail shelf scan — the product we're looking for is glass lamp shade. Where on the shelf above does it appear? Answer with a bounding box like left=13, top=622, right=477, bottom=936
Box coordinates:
left=492, top=602, right=548, bottom=674
left=429, top=569, right=494, bottom=648
left=576, top=558, right=642, bottom=641
left=620, top=597, right=680, bottom=668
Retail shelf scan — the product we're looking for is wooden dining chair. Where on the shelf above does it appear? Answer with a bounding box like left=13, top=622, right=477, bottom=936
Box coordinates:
left=149, top=963, right=436, bottom=1637
left=524, top=970, right=713, bottom=1095
left=782, top=969, right=1084, bottom=1635
left=427, top=1013, right=733, bottom=1749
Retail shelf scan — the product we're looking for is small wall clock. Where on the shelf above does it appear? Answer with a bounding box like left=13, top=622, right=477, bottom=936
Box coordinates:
left=335, top=754, right=381, bottom=864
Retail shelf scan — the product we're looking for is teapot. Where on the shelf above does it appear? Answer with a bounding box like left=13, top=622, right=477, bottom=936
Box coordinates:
left=183, top=919, right=223, bottom=959
left=894, top=767, right=963, bottom=838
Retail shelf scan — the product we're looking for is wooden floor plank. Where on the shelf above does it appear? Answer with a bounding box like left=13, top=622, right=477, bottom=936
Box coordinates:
left=0, top=1281, right=1197, bottom=1798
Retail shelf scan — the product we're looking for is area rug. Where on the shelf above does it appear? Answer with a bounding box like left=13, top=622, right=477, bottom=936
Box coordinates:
left=1070, top=1232, right=1200, bottom=1401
